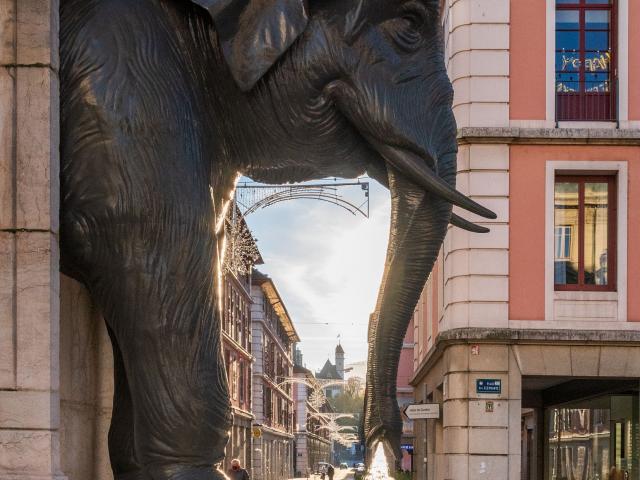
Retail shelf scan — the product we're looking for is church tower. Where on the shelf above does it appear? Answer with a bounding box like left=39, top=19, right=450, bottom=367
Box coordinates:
left=335, top=343, right=345, bottom=380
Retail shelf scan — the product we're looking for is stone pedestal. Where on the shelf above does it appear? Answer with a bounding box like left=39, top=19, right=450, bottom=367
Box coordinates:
left=0, top=1, right=64, bottom=479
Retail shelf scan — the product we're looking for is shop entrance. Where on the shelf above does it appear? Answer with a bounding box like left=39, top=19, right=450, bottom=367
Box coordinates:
left=521, top=378, right=639, bottom=480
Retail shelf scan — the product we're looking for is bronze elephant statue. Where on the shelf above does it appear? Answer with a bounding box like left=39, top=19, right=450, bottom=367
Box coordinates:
left=60, top=0, right=495, bottom=478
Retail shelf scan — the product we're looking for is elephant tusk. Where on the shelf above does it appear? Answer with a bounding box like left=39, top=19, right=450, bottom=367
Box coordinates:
left=375, top=144, right=497, bottom=219
left=450, top=213, right=491, bottom=233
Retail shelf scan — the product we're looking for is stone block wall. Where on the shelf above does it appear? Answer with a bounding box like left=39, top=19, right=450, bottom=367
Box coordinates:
left=415, top=343, right=521, bottom=480
left=442, top=143, right=510, bottom=332
left=0, top=1, right=64, bottom=479
left=445, top=0, right=511, bottom=128
left=0, top=2, right=114, bottom=479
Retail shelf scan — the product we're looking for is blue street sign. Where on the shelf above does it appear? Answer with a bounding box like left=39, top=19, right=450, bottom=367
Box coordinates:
left=476, top=379, right=501, bottom=394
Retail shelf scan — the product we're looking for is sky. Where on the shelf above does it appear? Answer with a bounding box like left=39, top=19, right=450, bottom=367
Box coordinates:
left=241, top=177, right=391, bottom=373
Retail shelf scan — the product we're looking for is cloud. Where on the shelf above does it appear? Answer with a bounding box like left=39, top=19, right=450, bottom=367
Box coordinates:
left=244, top=180, right=390, bottom=370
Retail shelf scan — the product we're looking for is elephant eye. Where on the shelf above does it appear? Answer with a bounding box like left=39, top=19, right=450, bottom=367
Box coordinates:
left=401, top=8, right=426, bottom=31
left=386, top=3, right=431, bottom=51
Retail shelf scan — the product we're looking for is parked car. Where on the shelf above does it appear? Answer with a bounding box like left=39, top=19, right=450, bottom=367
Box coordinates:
left=339, top=462, right=348, bottom=469
left=354, top=462, right=366, bottom=479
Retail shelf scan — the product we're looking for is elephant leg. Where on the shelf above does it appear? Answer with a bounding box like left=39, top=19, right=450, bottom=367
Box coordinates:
left=107, top=326, right=148, bottom=480
left=96, top=230, right=231, bottom=480
left=118, top=315, right=231, bottom=480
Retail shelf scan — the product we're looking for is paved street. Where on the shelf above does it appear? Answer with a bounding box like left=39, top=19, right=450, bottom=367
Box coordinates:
left=289, top=468, right=355, bottom=480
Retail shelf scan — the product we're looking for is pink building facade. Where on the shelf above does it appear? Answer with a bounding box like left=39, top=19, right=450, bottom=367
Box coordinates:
left=410, top=1, right=640, bottom=479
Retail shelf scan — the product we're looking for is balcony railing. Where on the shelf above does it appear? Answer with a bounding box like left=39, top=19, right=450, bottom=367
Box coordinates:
left=555, top=78, right=617, bottom=123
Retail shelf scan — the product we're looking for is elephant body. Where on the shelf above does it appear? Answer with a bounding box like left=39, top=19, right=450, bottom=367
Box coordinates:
left=61, top=1, right=236, bottom=478
left=60, top=0, right=495, bottom=478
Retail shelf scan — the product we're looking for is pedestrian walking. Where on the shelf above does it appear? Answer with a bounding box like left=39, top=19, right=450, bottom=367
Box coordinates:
left=228, top=458, right=250, bottom=480
left=326, top=464, right=335, bottom=480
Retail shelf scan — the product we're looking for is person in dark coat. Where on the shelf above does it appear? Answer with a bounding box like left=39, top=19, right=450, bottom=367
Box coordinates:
left=228, top=458, right=250, bottom=480
left=326, top=464, right=335, bottom=480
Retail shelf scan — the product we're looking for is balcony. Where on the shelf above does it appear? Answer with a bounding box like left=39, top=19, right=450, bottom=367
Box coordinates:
left=556, top=79, right=617, bottom=123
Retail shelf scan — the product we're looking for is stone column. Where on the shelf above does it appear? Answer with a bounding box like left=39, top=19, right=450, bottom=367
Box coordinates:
left=441, top=0, right=511, bottom=335
left=0, top=1, right=64, bottom=479
left=442, top=343, right=519, bottom=480
left=446, top=0, right=510, bottom=128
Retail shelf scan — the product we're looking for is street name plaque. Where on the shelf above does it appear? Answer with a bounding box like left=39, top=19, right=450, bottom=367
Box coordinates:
left=476, top=379, right=502, bottom=394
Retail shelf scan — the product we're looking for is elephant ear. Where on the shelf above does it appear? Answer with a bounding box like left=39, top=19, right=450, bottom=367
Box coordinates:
left=191, top=0, right=309, bottom=91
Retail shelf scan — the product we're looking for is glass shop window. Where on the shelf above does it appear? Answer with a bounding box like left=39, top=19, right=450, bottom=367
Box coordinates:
left=546, top=394, right=639, bottom=480
left=554, top=175, right=616, bottom=290
left=555, top=0, right=616, bottom=121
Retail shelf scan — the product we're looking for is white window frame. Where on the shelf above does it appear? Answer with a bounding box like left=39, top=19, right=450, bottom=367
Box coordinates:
left=554, top=224, right=573, bottom=261
left=544, top=161, right=627, bottom=323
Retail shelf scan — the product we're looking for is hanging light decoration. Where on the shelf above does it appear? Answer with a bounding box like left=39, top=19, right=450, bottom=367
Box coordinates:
left=278, top=377, right=353, bottom=410
left=309, top=388, right=327, bottom=410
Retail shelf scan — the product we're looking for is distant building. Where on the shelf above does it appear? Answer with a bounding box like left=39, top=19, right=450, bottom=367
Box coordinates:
left=316, top=344, right=345, bottom=398
left=222, top=212, right=262, bottom=473
left=251, top=270, right=300, bottom=480
left=344, top=360, right=367, bottom=381
left=292, top=354, right=333, bottom=476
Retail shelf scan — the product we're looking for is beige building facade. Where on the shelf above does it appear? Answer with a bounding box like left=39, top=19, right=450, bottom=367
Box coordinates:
left=292, top=364, right=332, bottom=477
left=250, top=271, right=299, bottom=480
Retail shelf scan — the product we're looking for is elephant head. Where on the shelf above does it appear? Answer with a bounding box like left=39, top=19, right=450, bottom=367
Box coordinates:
left=194, top=0, right=496, bottom=463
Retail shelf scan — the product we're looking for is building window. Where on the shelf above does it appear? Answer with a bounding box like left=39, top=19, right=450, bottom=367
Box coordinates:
left=554, top=175, right=616, bottom=290
left=555, top=0, right=615, bottom=121
left=239, top=360, right=246, bottom=404
left=264, top=387, right=273, bottom=425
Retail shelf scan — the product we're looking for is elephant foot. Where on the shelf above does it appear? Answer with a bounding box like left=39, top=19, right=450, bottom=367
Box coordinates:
left=366, top=421, right=402, bottom=466
left=147, top=464, right=229, bottom=480
left=115, top=471, right=148, bottom=480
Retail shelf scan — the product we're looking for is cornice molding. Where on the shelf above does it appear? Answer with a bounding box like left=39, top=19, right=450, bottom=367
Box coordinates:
left=458, top=127, right=640, bottom=146
left=410, top=327, right=640, bottom=386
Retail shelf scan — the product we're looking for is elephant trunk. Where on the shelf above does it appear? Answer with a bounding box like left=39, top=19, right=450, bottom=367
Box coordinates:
left=363, top=109, right=495, bottom=463
left=364, top=167, right=451, bottom=459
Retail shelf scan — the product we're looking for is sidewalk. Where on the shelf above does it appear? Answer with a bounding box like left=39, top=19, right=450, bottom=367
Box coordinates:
left=288, top=473, right=355, bottom=480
